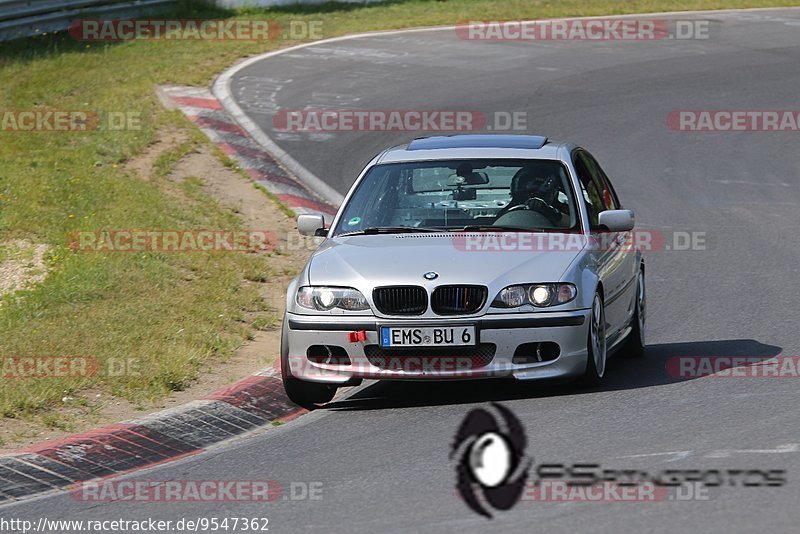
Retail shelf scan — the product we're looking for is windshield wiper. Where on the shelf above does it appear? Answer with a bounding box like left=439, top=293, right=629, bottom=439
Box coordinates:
left=338, top=226, right=443, bottom=237
left=457, top=225, right=547, bottom=232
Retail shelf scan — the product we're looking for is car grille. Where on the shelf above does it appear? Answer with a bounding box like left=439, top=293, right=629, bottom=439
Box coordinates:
left=364, top=344, right=496, bottom=371
left=431, top=285, right=487, bottom=315
left=373, top=286, right=427, bottom=315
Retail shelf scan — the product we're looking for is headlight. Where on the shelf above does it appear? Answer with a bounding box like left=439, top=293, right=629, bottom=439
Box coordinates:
left=496, top=286, right=527, bottom=308
left=296, top=286, right=370, bottom=312
left=529, top=285, right=554, bottom=306
left=492, top=283, right=576, bottom=308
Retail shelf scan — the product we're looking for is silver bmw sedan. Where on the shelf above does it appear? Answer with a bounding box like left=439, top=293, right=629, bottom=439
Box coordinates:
left=281, top=135, right=645, bottom=407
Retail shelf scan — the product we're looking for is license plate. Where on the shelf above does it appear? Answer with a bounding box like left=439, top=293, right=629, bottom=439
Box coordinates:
left=380, top=326, right=476, bottom=347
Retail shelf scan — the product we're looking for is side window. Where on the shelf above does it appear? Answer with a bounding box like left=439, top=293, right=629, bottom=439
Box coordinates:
left=573, top=153, right=601, bottom=227
left=583, top=152, right=619, bottom=210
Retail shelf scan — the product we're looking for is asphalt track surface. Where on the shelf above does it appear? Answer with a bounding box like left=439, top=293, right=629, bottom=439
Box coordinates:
left=4, top=8, right=800, bottom=533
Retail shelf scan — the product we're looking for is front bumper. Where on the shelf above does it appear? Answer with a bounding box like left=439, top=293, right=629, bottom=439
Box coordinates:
left=284, top=310, right=591, bottom=383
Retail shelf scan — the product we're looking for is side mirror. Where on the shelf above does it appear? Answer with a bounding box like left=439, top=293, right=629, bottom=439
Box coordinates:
left=597, top=209, right=635, bottom=232
left=297, top=214, right=326, bottom=237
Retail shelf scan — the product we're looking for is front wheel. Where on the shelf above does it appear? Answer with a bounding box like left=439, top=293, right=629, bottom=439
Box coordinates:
left=280, top=315, right=337, bottom=408
left=579, top=292, right=607, bottom=387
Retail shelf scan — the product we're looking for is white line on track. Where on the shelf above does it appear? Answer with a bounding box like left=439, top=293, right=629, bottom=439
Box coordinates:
left=212, top=7, right=800, bottom=206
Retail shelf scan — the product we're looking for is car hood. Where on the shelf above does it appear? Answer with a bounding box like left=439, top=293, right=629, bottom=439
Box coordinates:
left=307, top=233, right=587, bottom=288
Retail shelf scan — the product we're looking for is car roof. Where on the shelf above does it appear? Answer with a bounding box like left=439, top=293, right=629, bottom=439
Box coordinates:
left=408, top=134, right=549, bottom=150
left=376, top=134, right=569, bottom=164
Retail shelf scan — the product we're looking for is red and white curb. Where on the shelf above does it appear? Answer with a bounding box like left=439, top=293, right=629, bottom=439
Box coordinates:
left=158, top=85, right=339, bottom=220
left=0, top=369, right=304, bottom=504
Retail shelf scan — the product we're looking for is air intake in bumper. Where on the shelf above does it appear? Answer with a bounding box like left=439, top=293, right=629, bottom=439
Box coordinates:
left=364, top=343, right=496, bottom=370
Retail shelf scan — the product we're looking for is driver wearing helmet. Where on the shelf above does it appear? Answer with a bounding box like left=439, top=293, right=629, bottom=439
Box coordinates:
left=496, top=167, right=569, bottom=225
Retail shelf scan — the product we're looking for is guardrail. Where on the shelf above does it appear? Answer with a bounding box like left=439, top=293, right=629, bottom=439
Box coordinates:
left=0, top=0, right=174, bottom=42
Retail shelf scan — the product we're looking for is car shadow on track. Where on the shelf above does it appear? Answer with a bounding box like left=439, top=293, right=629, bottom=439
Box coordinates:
left=324, top=339, right=783, bottom=411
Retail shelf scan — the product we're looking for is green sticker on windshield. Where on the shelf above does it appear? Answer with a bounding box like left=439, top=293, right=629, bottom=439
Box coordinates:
left=347, top=217, right=361, bottom=226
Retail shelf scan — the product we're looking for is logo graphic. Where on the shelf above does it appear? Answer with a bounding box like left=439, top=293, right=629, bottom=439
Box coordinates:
left=423, top=271, right=439, bottom=280
left=451, top=403, right=531, bottom=518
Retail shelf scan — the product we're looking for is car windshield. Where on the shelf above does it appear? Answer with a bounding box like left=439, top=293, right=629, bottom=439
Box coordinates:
left=332, top=159, right=580, bottom=236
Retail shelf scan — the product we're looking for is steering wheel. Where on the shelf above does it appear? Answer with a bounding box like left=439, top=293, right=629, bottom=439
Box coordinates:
left=505, top=197, right=561, bottom=223
left=505, top=203, right=531, bottom=213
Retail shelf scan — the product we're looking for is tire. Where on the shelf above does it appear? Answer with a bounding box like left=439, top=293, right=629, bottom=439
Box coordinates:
left=623, top=269, right=646, bottom=358
left=579, top=292, right=607, bottom=387
left=280, top=315, right=337, bottom=408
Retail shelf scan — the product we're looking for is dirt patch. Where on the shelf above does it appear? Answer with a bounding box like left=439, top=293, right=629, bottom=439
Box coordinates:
left=123, top=128, right=189, bottom=181
left=0, top=131, right=314, bottom=453
left=0, top=239, right=50, bottom=301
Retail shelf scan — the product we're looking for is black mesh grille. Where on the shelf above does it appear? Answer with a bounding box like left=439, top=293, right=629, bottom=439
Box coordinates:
left=364, top=343, right=496, bottom=370
left=431, top=285, right=487, bottom=315
left=373, top=286, right=427, bottom=315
